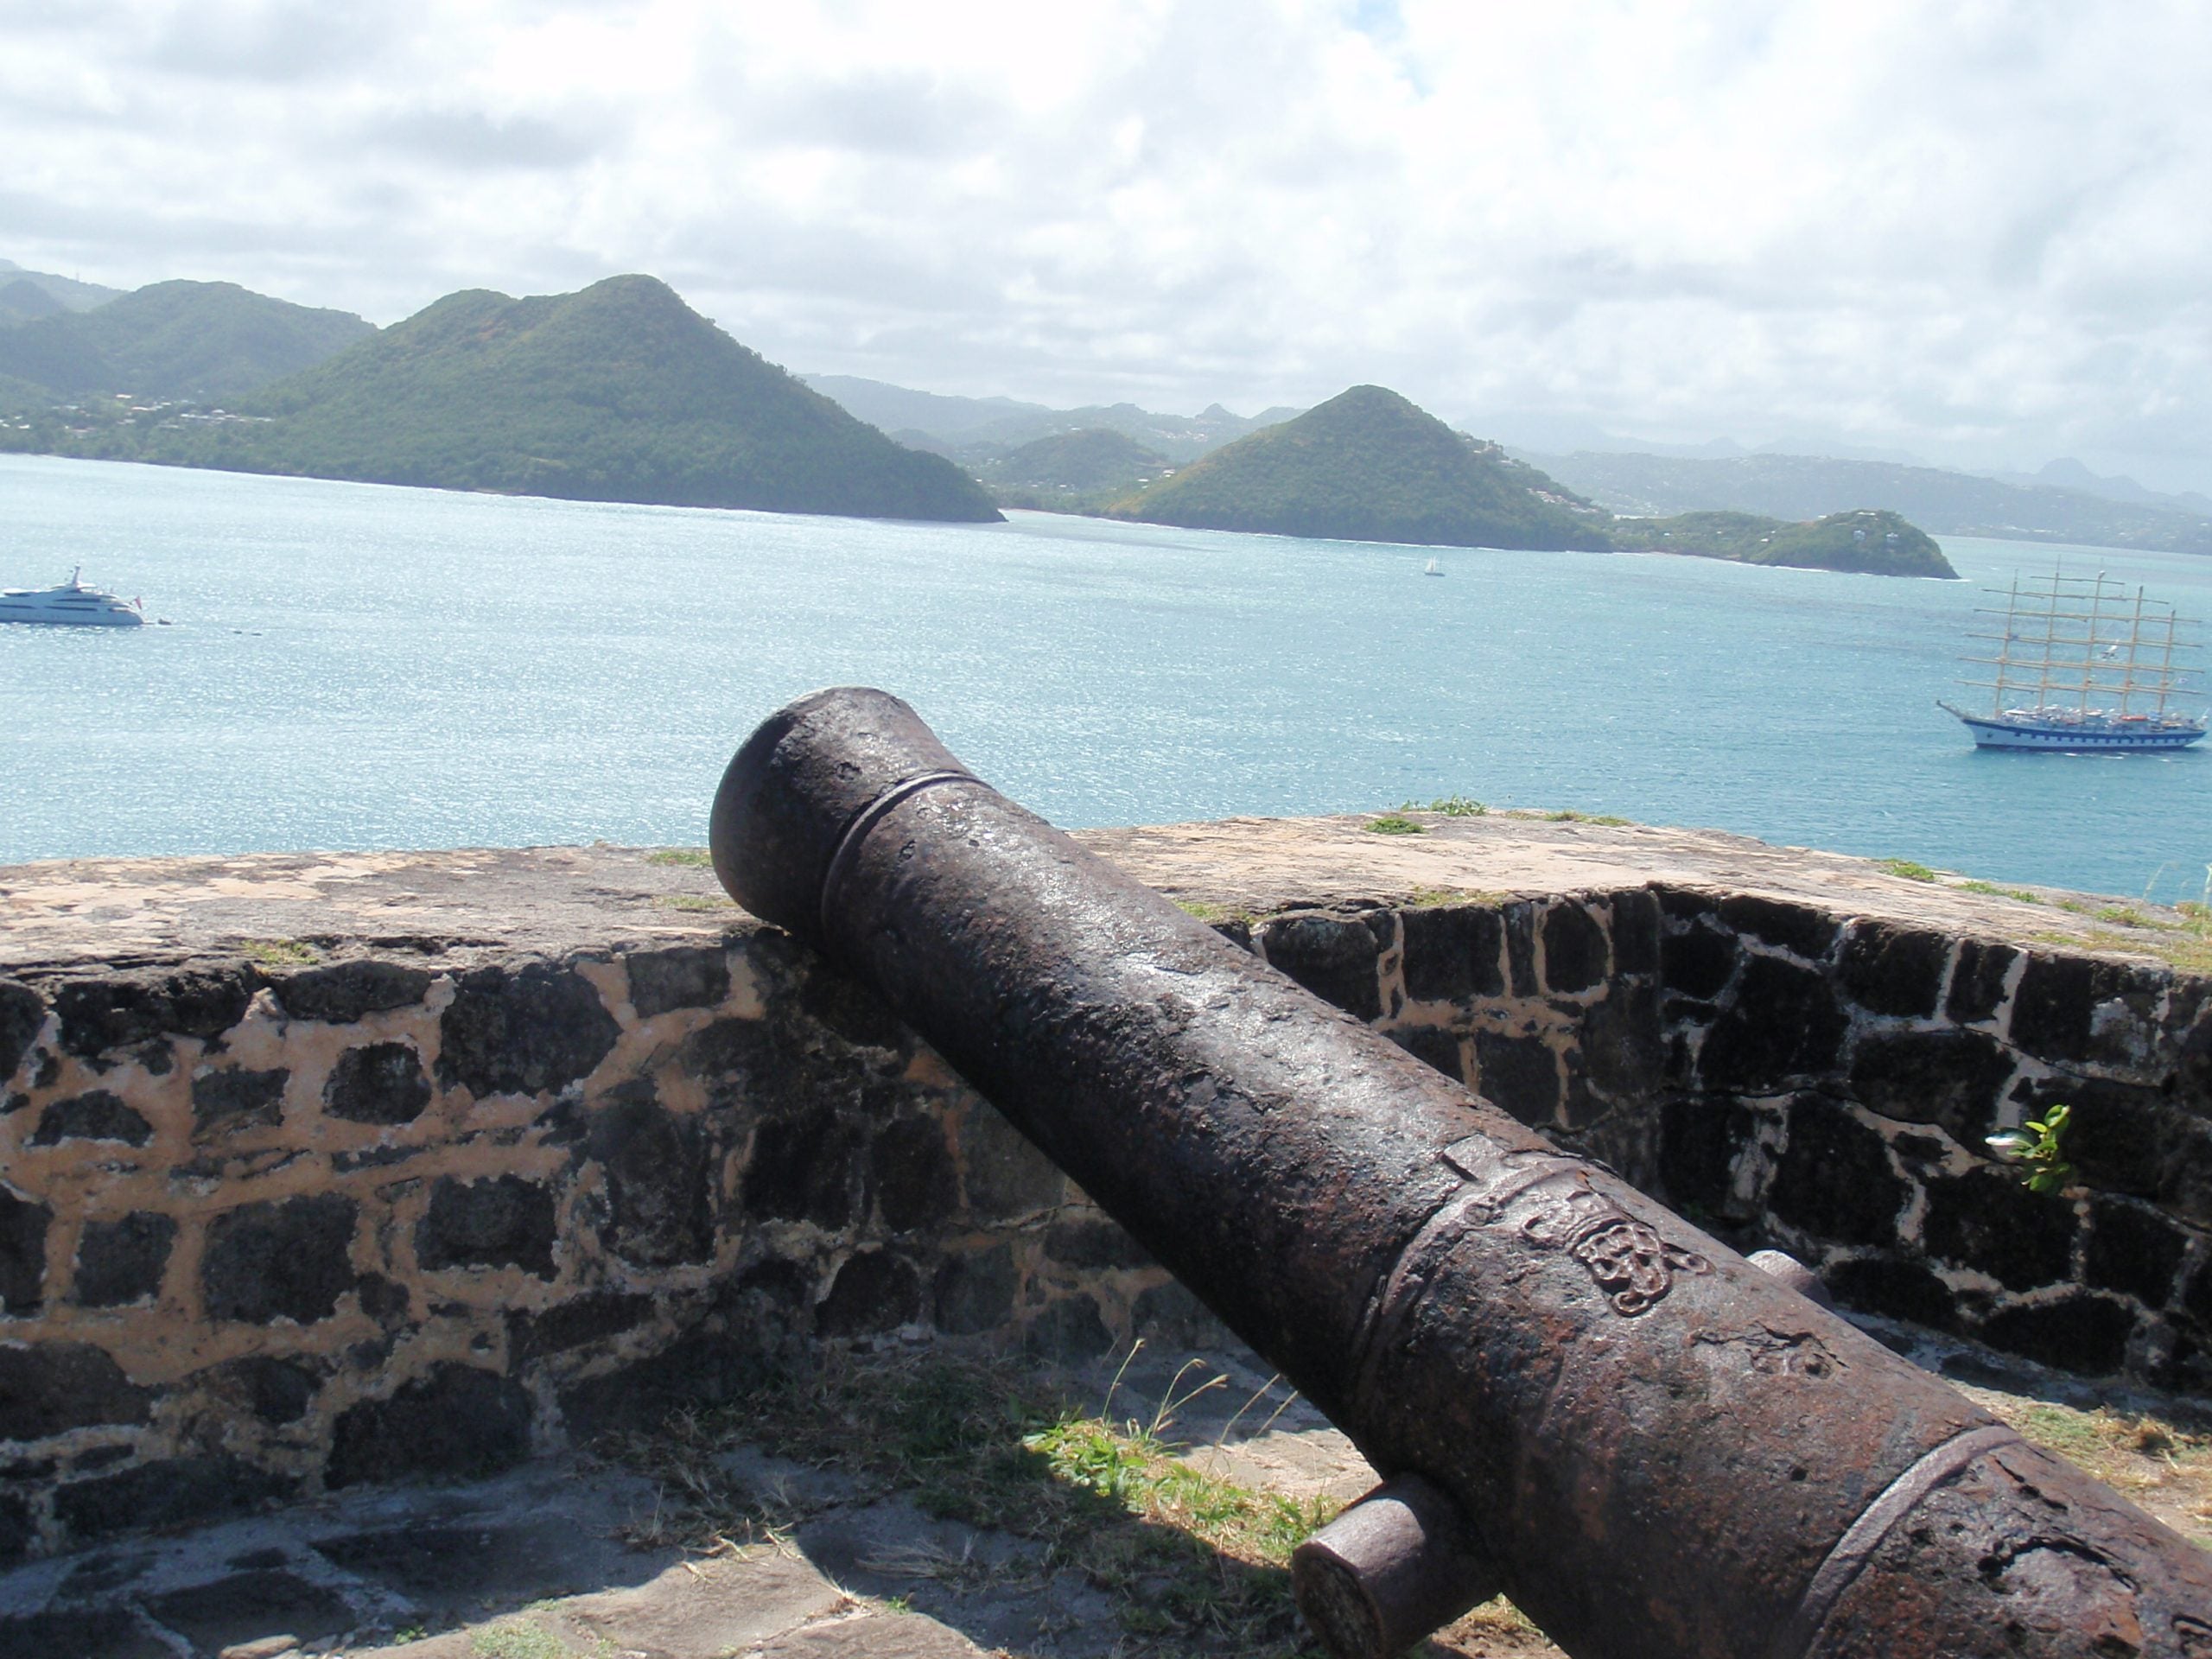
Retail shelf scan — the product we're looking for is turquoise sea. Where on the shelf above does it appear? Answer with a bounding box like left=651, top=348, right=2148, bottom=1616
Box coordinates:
left=3, top=453, right=2209, bottom=899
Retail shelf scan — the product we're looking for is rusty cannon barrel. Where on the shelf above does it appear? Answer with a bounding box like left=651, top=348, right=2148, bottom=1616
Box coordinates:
left=710, top=687, right=2212, bottom=1659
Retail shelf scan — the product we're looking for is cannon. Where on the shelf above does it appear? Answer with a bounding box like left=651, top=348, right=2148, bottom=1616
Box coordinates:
left=711, top=687, right=2212, bottom=1659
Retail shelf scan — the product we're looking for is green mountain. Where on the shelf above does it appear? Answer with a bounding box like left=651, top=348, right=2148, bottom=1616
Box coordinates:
left=100, top=276, right=1000, bottom=521
left=1527, top=448, right=2212, bottom=557
left=0, top=279, right=66, bottom=327
left=0, top=259, right=124, bottom=314
left=970, top=427, right=1174, bottom=507
left=1104, top=385, right=1614, bottom=550
left=0, top=280, right=374, bottom=404
left=1615, top=509, right=1956, bottom=577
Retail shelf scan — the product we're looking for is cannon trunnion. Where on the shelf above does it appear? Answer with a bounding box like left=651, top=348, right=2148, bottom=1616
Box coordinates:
left=712, top=686, right=2212, bottom=1659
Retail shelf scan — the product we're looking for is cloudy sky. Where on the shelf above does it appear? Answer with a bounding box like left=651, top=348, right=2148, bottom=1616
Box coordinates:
left=9, top=1, right=2211, bottom=489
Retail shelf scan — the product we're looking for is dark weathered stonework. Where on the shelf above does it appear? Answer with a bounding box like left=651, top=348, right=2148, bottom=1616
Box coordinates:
left=202, top=1196, right=360, bottom=1325
left=3, top=849, right=2209, bottom=1565
left=323, top=1041, right=432, bottom=1125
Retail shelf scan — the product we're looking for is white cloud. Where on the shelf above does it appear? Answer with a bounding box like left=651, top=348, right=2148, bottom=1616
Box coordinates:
left=4, top=0, right=2210, bottom=487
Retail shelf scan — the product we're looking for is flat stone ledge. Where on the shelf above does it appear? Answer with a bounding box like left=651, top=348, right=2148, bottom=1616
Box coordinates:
left=0, top=817, right=2158, bottom=975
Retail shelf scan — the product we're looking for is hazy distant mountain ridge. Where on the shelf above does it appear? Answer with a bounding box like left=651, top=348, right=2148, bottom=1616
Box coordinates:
left=1106, top=385, right=1616, bottom=551
left=136, top=276, right=1002, bottom=521
left=1529, top=448, right=2212, bottom=556
left=805, top=372, right=1300, bottom=462
left=0, top=280, right=375, bottom=404
left=973, top=428, right=1174, bottom=508
left=0, top=259, right=124, bottom=315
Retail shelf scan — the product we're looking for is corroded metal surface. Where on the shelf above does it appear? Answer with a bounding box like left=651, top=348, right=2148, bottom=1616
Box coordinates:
left=712, top=687, right=2212, bottom=1659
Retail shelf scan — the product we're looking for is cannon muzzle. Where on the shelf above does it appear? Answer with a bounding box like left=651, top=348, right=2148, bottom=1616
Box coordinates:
left=713, top=686, right=2212, bottom=1659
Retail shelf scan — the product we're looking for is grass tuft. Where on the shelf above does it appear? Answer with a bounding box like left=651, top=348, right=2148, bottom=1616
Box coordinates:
left=1956, top=880, right=2043, bottom=905
left=1365, top=816, right=1423, bottom=836
left=1878, top=858, right=1939, bottom=881
left=645, top=848, right=714, bottom=867
left=243, top=938, right=319, bottom=967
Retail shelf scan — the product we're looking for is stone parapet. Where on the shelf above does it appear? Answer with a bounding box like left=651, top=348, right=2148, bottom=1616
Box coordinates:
left=2, top=825, right=2206, bottom=1562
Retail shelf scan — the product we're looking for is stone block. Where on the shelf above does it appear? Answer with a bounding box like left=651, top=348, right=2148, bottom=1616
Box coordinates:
left=321, top=1042, right=432, bottom=1124
left=815, top=1249, right=921, bottom=1336
left=743, top=1112, right=864, bottom=1230
left=1386, top=1024, right=1465, bottom=1084
left=586, top=1093, right=713, bottom=1267
left=1765, top=1097, right=1907, bottom=1248
left=1656, top=1094, right=1757, bottom=1216
left=271, top=960, right=432, bottom=1022
left=1847, top=1027, right=2015, bottom=1144
left=191, top=1067, right=288, bottom=1138
left=1822, top=1255, right=1959, bottom=1330
left=1697, top=956, right=1849, bottom=1092
left=0, top=982, right=41, bottom=1086
left=1472, top=1031, right=1560, bottom=1127
left=52, top=968, right=253, bottom=1058
left=1946, top=938, right=2017, bottom=1026
left=326, top=1363, right=534, bottom=1488
left=416, top=1174, right=558, bottom=1277
left=1660, top=925, right=1737, bottom=1000
left=73, top=1213, right=175, bottom=1306
left=957, top=1102, right=1065, bottom=1218
left=140, top=1569, right=354, bottom=1657
left=1975, top=1295, right=2135, bottom=1376
left=201, top=1195, right=359, bottom=1325
left=436, top=962, right=620, bottom=1097
left=1922, top=1168, right=2076, bottom=1292
left=2017, top=1076, right=2170, bottom=1200
left=1717, top=895, right=1839, bottom=961
left=1398, top=905, right=1506, bottom=1002
left=30, top=1090, right=152, bottom=1147
left=1021, top=1292, right=1115, bottom=1359
left=0, top=1340, right=152, bottom=1440
left=556, top=1322, right=777, bottom=1436
left=1539, top=902, right=1608, bottom=993
left=932, top=1245, right=1016, bottom=1336
left=1836, top=921, right=1950, bottom=1020
left=1580, top=982, right=1663, bottom=1101
left=54, top=1454, right=294, bottom=1541
left=200, top=1356, right=320, bottom=1425
left=2010, top=953, right=2167, bottom=1069
left=626, top=944, right=732, bottom=1018
left=1503, top=903, right=1539, bottom=997
left=1257, top=912, right=1387, bottom=1020
left=2082, top=1198, right=2190, bottom=1307
left=0, top=1189, right=51, bottom=1314
left=509, top=1289, right=656, bottom=1360
left=871, top=1116, right=957, bottom=1233
left=1605, top=888, right=1662, bottom=976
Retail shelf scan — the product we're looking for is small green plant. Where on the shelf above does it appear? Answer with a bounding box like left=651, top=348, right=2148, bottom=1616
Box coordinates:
left=2095, top=905, right=2156, bottom=928
left=1987, top=1103, right=2075, bottom=1195
left=645, top=848, right=713, bottom=867
left=1540, top=809, right=1632, bottom=826
left=1174, top=899, right=1251, bottom=926
left=243, top=938, right=318, bottom=967
left=654, top=893, right=735, bottom=912
left=1396, top=794, right=1485, bottom=817
left=393, top=1631, right=428, bottom=1648
left=1365, top=816, right=1424, bottom=836
left=470, top=1619, right=569, bottom=1659
left=1878, top=858, right=1938, bottom=881
left=1957, top=880, right=2043, bottom=905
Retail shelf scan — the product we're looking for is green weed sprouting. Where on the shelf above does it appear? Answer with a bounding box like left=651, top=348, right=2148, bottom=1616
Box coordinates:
left=1365, top=816, right=1424, bottom=836
left=1987, top=1103, right=2075, bottom=1196
left=1878, top=858, right=1938, bottom=881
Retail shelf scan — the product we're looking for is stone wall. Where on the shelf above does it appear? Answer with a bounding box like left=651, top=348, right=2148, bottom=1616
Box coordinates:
left=1246, top=887, right=2212, bottom=1393
left=0, top=928, right=1189, bottom=1567
left=4, top=837, right=2209, bottom=1565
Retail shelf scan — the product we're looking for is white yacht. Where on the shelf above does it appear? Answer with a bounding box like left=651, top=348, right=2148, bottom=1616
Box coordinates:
left=0, top=568, right=145, bottom=627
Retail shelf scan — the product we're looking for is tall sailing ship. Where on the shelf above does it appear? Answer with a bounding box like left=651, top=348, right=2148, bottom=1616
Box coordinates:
left=1940, top=569, right=2206, bottom=751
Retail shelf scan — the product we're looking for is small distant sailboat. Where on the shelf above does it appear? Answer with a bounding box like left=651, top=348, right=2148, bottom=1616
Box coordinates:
left=1938, top=568, right=2207, bottom=751
left=1423, top=558, right=1445, bottom=577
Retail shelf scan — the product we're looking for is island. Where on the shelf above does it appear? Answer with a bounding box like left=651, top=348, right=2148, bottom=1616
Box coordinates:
left=1098, top=385, right=1956, bottom=575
